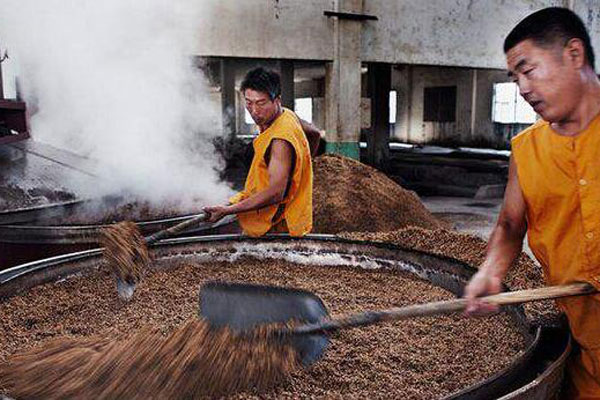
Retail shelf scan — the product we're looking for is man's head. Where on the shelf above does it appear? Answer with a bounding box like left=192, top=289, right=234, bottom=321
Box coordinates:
left=504, top=7, right=596, bottom=122
left=240, top=67, right=282, bottom=127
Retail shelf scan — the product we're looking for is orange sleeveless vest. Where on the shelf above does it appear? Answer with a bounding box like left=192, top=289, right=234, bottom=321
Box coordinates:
left=229, top=108, right=313, bottom=237
left=512, top=114, right=600, bottom=398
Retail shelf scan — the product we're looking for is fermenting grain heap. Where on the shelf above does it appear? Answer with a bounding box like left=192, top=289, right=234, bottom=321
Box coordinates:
left=339, top=227, right=561, bottom=327
left=312, top=154, right=557, bottom=326
left=1, top=256, right=526, bottom=399
left=313, top=154, right=441, bottom=234
left=0, top=155, right=554, bottom=398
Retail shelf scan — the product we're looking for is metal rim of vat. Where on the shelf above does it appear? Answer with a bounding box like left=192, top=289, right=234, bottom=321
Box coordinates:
left=0, top=233, right=568, bottom=400
left=498, top=332, right=571, bottom=400
left=0, top=199, right=84, bottom=225
left=0, top=211, right=236, bottom=244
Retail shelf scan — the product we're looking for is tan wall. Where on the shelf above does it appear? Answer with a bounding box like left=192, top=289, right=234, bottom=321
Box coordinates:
left=361, top=0, right=567, bottom=68
left=391, top=65, right=511, bottom=146
left=193, top=0, right=600, bottom=70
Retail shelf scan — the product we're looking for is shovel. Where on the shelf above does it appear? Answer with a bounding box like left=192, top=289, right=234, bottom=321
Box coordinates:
left=199, top=280, right=596, bottom=366
left=115, top=212, right=210, bottom=299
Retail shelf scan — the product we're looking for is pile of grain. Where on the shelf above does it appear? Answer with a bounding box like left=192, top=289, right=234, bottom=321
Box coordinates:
left=339, top=227, right=562, bottom=326
left=313, top=154, right=441, bottom=233
left=1, top=257, right=526, bottom=399
left=0, top=185, right=75, bottom=211
left=2, top=319, right=297, bottom=399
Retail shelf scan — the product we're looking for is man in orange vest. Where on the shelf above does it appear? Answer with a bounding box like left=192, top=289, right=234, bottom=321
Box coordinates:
left=204, top=67, right=316, bottom=237
left=463, top=8, right=600, bottom=398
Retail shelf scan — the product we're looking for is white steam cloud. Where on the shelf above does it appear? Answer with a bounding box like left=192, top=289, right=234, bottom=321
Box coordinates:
left=0, top=0, right=232, bottom=209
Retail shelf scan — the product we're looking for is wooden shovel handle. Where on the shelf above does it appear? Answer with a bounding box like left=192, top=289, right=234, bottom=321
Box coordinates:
left=145, top=212, right=208, bottom=245
left=292, top=282, right=596, bottom=335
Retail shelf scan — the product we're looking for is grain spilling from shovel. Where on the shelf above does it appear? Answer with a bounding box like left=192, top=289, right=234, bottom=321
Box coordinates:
left=0, top=259, right=527, bottom=399
left=99, top=221, right=150, bottom=285
left=0, top=318, right=299, bottom=399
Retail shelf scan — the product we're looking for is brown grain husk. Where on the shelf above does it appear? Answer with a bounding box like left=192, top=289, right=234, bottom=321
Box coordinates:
left=339, top=227, right=562, bottom=327
left=1, top=258, right=526, bottom=399
left=313, top=154, right=441, bottom=234
left=1, top=319, right=297, bottom=400
left=99, top=221, right=150, bottom=285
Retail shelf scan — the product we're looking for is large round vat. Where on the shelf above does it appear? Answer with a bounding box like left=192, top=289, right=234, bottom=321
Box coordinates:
left=0, top=200, right=235, bottom=269
left=0, top=234, right=570, bottom=399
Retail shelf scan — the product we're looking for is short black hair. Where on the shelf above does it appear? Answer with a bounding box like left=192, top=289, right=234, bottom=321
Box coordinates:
left=504, top=7, right=595, bottom=69
left=240, top=67, right=281, bottom=100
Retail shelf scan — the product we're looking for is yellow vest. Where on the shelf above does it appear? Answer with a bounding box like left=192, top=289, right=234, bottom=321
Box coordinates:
left=229, top=108, right=313, bottom=237
left=512, top=114, right=600, bottom=397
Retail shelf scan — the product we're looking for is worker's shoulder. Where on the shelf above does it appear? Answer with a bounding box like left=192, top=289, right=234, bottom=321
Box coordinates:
left=511, top=119, right=549, bottom=150
left=275, top=108, right=302, bottom=128
left=270, top=109, right=304, bottom=138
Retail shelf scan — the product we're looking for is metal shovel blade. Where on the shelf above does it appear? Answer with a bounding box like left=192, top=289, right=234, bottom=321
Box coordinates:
left=199, top=281, right=330, bottom=366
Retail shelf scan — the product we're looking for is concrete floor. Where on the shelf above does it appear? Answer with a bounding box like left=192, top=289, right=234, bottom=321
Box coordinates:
left=422, top=196, right=502, bottom=239
left=421, top=195, right=536, bottom=261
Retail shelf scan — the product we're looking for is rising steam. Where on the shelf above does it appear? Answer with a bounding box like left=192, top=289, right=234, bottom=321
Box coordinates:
left=0, top=0, right=232, bottom=209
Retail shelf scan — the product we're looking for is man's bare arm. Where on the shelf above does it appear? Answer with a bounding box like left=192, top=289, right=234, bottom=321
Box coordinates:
left=204, top=139, right=293, bottom=222
left=464, top=156, right=528, bottom=314
left=299, top=119, right=321, bottom=158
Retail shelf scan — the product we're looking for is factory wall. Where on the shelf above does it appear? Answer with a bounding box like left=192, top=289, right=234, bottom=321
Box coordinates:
left=213, top=57, right=530, bottom=150
left=392, top=66, right=471, bottom=144
left=219, top=60, right=529, bottom=149
left=361, top=0, right=568, bottom=68
left=391, top=66, right=511, bottom=148
left=194, top=0, right=599, bottom=71
left=197, top=0, right=600, bottom=152
left=194, top=1, right=334, bottom=61
left=572, top=0, right=600, bottom=71
left=5, top=1, right=597, bottom=157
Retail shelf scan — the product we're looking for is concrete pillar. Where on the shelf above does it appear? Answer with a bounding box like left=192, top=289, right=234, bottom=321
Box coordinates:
left=469, top=69, right=478, bottom=142
left=312, top=97, right=326, bottom=129
left=279, top=59, right=295, bottom=110
left=0, top=44, right=4, bottom=100
left=220, top=58, right=236, bottom=136
left=406, top=65, right=414, bottom=143
left=324, top=0, right=363, bottom=160
left=366, top=62, right=391, bottom=170
left=391, top=65, right=412, bottom=142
